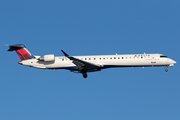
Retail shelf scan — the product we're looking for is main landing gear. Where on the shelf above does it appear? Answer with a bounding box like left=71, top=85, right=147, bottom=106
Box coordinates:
left=82, top=72, right=88, bottom=78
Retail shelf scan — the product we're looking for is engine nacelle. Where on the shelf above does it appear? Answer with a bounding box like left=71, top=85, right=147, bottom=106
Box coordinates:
left=38, top=54, right=55, bottom=62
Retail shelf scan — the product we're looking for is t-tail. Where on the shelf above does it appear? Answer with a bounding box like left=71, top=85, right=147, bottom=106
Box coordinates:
left=7, top=44, right=35, bottom=61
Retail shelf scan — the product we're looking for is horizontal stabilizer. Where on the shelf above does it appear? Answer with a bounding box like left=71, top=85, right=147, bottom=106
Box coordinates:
left=7, top=44, right=25, bottom=51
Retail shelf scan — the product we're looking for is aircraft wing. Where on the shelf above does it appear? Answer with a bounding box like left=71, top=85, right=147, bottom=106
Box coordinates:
left=61, top=50, right=101, bottom=71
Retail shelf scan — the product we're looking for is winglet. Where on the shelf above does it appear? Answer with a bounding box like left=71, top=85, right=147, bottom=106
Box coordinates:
left=61, top=50, right=69, bottom=57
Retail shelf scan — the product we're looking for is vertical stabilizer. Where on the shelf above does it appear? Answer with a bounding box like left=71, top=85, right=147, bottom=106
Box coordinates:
left=7, top=44, right=35, bottom=61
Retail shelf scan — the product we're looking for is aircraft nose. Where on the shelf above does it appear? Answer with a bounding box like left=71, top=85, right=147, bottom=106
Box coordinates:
left=173, top=60, right=177, bottom=64
left=171, top=59, right=177, bottom=64
left=168, top=59, right=176, bottom=67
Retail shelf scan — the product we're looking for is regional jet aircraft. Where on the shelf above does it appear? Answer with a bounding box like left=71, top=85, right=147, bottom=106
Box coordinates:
left=7, top=44, right=176, bottom=78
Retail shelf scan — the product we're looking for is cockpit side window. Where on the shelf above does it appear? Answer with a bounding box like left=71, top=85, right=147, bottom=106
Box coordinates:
left=160, top=55, right=168, bottom=58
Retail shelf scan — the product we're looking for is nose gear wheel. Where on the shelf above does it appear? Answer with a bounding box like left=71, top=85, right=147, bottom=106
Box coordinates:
left=165, top=66, right=168, bottom=72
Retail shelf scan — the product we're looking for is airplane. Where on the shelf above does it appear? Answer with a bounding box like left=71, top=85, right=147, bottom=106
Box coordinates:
left=7, top=44, right=176, bottom=78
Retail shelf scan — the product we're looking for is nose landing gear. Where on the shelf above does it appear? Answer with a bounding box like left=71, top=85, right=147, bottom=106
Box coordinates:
left=165, top=66, right=168, bottom=72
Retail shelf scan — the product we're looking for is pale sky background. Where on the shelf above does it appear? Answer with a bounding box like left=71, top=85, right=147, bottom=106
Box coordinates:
left=1, top=0, right=180, bottom=120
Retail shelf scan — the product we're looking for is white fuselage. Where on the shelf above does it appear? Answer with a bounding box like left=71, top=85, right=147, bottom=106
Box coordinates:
left=19, top=53, right=176, bottom=72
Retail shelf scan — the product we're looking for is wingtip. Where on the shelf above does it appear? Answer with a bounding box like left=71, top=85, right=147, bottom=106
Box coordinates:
left=61, top=50, right=69, bottom=57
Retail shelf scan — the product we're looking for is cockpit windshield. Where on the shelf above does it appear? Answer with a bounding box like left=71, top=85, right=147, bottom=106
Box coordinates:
left=160, top=55, right=168, bottom=58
